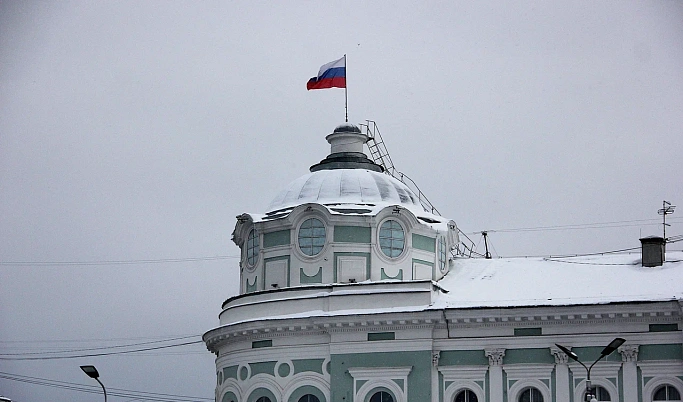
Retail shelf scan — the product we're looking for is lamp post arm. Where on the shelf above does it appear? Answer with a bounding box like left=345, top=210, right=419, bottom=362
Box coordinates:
left=95, top=377, right=107, bottom=402
left=588, top=355, right=605, bottom=380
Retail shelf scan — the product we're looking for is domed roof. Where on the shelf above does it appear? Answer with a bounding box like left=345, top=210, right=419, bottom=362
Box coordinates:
left=333, top=123, right=362, bottom=133
left=267, top=169, right=426, bottom=213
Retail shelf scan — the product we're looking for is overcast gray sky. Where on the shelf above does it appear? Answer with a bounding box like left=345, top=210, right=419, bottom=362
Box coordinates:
left=1, top=1, right=682, bottom=401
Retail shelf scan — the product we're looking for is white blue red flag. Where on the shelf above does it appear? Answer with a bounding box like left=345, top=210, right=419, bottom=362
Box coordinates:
left=307, top=56, right=346, bottom=90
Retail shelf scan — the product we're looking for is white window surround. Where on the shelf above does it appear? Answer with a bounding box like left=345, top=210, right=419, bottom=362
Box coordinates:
left=439, top=366, right=487, bottom=402
left=572, top=378, right=619, bottom=402
left=504, top=366, right=553, bottom=402
left=292, top=213, right=331, bottom=261
left=569, top=362, right=621, bottom=402
left=242, top=376, right=282, bottom=402
left=348, top=367, right=412, bottom=402
left=374, top=217, right=410, bottom=264
left=640, top=363, right=683, bottom=402
left=281, top=373, right=331, bottom=402
left=507, top=379, right=550, bottom=402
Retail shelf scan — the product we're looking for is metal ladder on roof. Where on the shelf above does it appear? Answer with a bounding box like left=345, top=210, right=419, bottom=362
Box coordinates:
left=360, top=119, right=440, bottom=216
left=361, top=119, right=479, bottom=258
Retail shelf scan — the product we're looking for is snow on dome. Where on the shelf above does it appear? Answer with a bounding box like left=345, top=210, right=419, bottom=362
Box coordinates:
left=267, top=169, right=426, bottom=213
left=333, top=123, right=361, bottom=133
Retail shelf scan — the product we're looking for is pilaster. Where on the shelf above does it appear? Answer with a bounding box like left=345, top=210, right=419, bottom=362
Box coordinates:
left=551, top=346, right=571, bottom=402
left=485, top=348, right=505, bottom=402
left=619, top=344, right=639, bottom=402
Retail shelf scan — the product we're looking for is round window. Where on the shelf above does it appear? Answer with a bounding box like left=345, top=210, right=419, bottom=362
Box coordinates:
left=438, top=236, right=447, bottom=272
left=246, top=229, right=259, bottom=267
left=298, top=218, right=326, bottom=256
left=379, top=220, right=405, bottom=258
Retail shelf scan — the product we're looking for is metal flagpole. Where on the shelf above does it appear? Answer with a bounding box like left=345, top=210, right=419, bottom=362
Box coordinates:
left=344, top=54, right=348, bottom=122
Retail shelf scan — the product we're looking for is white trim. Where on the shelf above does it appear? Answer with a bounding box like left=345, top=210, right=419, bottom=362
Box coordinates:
left=440, top=364, right=488, bottom=402
left=242, top=374, right=283, bottom=402
left=640, top=362, right=683, bottom=402
left=572, top=378, right=620, bottom=402
left=281, top=373, right=331, bottom=402
left=504, top=364, right=554, bottom=380
left=348, top=367, right=412, bottom=402
left=507, top=379, right=551, bottom=402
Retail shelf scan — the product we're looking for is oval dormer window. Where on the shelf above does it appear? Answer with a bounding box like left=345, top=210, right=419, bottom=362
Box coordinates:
left=246, top=229, right=259, bottom=267
left=379, top=220, right=405, bottom=258
left=298, top=218, right=326, bottom=256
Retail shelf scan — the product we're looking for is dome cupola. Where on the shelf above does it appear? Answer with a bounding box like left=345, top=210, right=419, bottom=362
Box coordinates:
left=309, top=123, right=383, bottom=172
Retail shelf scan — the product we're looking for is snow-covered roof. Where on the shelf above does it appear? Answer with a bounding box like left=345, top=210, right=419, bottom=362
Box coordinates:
left=434, top=251, right=683, bottom=308
left=266, top=169, right=427, bottom=214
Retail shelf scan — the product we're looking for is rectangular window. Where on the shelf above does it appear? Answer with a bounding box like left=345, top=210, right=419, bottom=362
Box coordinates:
left=649, top=324, right=678, bottom=332
left=252, top=340, right=272, bottom=348
left=368, top=332, right=395, bottom=341
left=514, top=327, right=542, bottom=336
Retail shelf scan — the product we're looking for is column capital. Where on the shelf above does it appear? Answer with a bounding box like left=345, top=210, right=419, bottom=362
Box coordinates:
left=485, top=348, right=505, bottom=366
left=432, top=351, right=441, bottom=367
left=618, top=344, right=639, bottom=362
left=550, top=346, right=571, bottom=364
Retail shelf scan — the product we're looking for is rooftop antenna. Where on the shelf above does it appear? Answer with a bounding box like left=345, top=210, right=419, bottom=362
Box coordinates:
left=482, top=231, right=492, bottom=259
left=658, top=200, right=675, bottom=245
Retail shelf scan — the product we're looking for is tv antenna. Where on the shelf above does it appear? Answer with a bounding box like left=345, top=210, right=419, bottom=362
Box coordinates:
left=658, top=200, right=676, bottom=241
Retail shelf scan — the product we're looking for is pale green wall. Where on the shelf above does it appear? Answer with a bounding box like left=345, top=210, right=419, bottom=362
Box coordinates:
left=300, top=266, right=323, bottom=284
left=330, top=351, right=431, bottom=402
left=638, top=343, right=683, bottom=360
left=293, top=358, right=326, bottom=375
left=263, top=230, right=290, bottom=248
left=334, top=226, right=371, bottom=243
left=412, top=234, right=436, bottom=253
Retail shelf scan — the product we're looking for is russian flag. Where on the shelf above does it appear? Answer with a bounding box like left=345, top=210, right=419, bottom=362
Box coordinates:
left=307, top=56, right=346, bottom=90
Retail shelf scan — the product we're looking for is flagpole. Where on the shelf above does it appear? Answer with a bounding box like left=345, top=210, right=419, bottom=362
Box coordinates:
left=344, top=54, right=348, bottom=122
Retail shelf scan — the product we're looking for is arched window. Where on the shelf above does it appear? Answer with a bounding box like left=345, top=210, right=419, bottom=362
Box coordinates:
left=379, top=220, right=405, bottom=258
left=369, top=391, right=394, bottom=402
left=298, top=218, right=326, bottom=256
left=585, top=386, right=611, bottom=401
left=247, top=229, right=259, bottom=266
left=298, top=395, right=320, bottom=402
left=654, top=385, right=682, bottom=400
left=519, top=387, right=543, bottom=402
left=455, top=389, right=478, bottom=402
left=438, top=236, right=447, bottom=272
left=256, top=397, right=272, bottom=402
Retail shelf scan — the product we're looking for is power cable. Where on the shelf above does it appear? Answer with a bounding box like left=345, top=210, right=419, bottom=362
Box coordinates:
left=0, top=371, right=213, bottom=401
left=466, top=217, right=682, bottom=235
left=0, top=340, right=204, bottom=360
left=0, top=335, right=199, bottom=356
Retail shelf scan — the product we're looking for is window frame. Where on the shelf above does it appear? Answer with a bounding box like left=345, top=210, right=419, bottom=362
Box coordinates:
left=246, top=228, right=260, bottom=269
left=518, top=387, right=544, bottom=402
left=297, top=217, right=327, bottom=257
left=438, top=235, right=448, bottom=272
left=654, top=385, right=682, bottom=401
left=377, top=219, right=407, bottom=259
left=454, top=389, right=478, bottom=402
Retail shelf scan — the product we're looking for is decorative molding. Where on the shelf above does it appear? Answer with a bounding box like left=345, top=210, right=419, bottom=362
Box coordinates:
left=504, top=364, right=554, bottom=381
left=550, top=346, right=570, bottom=364
left=485, top=348, right=505, bottom=366
left=619, top=344, right=640, bottom=362
left=432, top=351, right=440, bottom=367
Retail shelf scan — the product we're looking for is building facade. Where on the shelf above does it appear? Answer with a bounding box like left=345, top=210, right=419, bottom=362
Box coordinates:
left=204, top=124, right=683, bottom=402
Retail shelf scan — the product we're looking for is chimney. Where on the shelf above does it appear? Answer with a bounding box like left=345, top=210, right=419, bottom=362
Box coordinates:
left=640, top=236, right=665, bottom=267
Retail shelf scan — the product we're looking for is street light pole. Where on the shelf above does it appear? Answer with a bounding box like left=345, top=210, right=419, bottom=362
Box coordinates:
left=80, top=365, right=107, bottom=402
left=555, top=338, right=625, bottom=402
